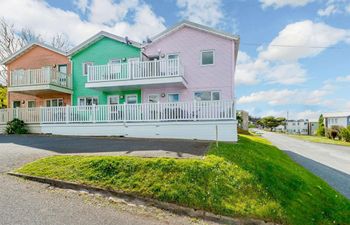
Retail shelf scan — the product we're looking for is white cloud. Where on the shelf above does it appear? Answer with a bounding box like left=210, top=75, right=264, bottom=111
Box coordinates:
left=260, top=0, right=314, bottom=9
left=235, top=52, right=268, bottom=85
left=259, top=20, right=350, bottom=62
left=336, top=75, right=350, bottom=82
left=347, top=4, right=350, bottom=13
left=0, top=0, right=166, bottom=44
left=74, top=0, right=89, bottom=13
left=176, top=0, right=224, bottom=27
left=266, top=63, right=307, bottom=84
left=318, top=4, right=338, bottom=16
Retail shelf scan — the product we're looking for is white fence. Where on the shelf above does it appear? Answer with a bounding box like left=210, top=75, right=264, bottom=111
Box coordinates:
left=88, top=58, right=183, bottom=82
left=10, top=68, right=72, bottom=89
left=0, top=101, right=235, bottom=125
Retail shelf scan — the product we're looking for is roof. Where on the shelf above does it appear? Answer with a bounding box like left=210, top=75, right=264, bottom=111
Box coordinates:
left=147, top=20, right=239, bottom=44
left=68, top=31, right=141, bottom=56
left=323, top=112, right=350, bottom=118
left=144, top=20, right=240, bottom=63
left=1, top=42, right=67, bottom=65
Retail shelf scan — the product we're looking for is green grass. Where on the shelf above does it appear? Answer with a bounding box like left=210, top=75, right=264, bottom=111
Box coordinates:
left=16, top=135, right=350, bottom=225
left=288, top=134, right=350, bottom=147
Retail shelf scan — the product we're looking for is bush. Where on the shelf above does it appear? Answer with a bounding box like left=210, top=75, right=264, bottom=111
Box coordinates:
left=5, top=118, right=28, bottom=134
left=339, top=126, right=350, bottom=142
left=325, top=125, right=342, bottom=140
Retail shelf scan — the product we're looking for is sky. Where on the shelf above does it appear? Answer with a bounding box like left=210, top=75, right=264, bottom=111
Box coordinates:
left=0, top=0, right=349, bottom=120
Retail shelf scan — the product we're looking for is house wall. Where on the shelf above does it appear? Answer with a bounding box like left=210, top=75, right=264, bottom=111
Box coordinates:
left=143, top=26, right=236, bottom=102
left=71, top=37, right=141, bottom=105
left=286, top=121, right=309, bottom=135
left=6, top=45, right=71, bottom=107
left=325, top=116, right=350, bottom=128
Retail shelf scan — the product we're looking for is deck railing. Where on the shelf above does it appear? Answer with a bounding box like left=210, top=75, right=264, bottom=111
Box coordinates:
left=10, top=68, right=72, bottom=89
left=88, top=58, right=183, bottom=82
left=0, top=101, right=235, bottom=124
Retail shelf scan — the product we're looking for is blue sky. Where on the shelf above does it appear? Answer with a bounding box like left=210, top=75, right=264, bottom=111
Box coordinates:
left=1, top=0, right=349, bottom=119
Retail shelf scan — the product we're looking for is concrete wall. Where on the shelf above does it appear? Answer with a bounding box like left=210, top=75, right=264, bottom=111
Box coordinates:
left=0, top=121, right=238, bottom=142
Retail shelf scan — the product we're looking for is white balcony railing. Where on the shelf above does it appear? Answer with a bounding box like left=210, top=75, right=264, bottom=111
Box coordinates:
left=10, top=68, right=72, bottom=89
left=0, top=100, right=235, bottom=124
left=88, top=58, right=183, bottom=83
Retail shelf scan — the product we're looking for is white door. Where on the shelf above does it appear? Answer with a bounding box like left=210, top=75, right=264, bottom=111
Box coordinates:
left=108, top=95, right=119, bottom=120
left=128, top=58, right=140, bottom=79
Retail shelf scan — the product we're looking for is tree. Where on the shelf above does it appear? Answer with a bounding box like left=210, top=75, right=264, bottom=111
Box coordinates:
left=0, top=85, right=6, bottom=108
left=0, top=18, right=72, bottom=85
left=317, top=114, right=325, bottom=136
left=258, top=116, right=286, bottom=131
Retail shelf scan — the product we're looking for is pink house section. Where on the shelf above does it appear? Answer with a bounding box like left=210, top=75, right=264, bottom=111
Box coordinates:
left=142, top=26, right=237, bottom=103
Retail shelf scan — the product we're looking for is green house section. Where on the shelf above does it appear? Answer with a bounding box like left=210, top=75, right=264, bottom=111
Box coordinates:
left=71, top=36, right=141, bottom=106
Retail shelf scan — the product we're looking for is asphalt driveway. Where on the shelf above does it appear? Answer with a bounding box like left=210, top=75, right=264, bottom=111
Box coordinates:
left=262, top=132, right=350, bottom=199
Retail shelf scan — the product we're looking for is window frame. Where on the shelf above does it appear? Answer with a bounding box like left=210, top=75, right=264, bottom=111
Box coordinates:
left=200, top=50, right=215, bottom=66
left=167, top=93, right=180, bottom=102
left=78, top=96, right=98, bottom=106
left=109, top=59, right=122, bottom=64
left=27, top=100, right=36, bottom=108
left=82, top=62, right=93, bottom=76
left=148, top=94, right=160, bottom=103
left=166, top=53, right=179, bottom=60
left=107, top=95, right=120, bottom=105
left=125, top=94, right=138, bottom=104
left=193, top=90, right=221, bottom=101
left=45, top=98, right=64, bottom=107
left=58, top=64, right=68, bottom=74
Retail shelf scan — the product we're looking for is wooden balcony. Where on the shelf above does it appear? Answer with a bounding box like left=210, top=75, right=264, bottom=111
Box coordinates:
left=8, top=68, right=72, bottom=95
left=86, top=58, right=186, bottom=90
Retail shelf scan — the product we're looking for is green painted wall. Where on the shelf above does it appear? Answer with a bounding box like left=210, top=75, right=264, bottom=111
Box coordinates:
left=71, top=37, right=141, bottom=105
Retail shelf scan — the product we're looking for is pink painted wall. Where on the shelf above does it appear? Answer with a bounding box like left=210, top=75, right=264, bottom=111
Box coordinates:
left=142, top=26, right=236, bottom=102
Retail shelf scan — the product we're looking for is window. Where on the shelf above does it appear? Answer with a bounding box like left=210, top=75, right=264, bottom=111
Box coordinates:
left=148, top=94, right=160, bottom=103
left=125, top=94, right=137, bottom=104
left=109, top=59, right=121, bottom=64
left=82, top=62, right=93, bottom=76
left=46, top=99, right=63, bottom=107
left=78, top=97, right=98, bottom=106
left=27, top=100, right=36, bottom=108
left=13, top=101, right=20, bottom=108
left=201, top=50, right=214, bottom=65
left=167, top=54, right=179, bottom=60
left=108, top=96, right=119, bottom=105
left=194, top=91, right=220, bottom=101
left=168, top=93, right=179, bottom=102
left=58, top=64, right=68, bottom=74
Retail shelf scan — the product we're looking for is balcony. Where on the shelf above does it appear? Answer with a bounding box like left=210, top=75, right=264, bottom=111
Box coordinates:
left=8, top=68, right=72, bottom=95
left=85, top=58, right=186, bottom=90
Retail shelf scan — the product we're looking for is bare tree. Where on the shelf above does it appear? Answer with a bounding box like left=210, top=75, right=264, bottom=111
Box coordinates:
left=0, top=17, right=72, bottom=86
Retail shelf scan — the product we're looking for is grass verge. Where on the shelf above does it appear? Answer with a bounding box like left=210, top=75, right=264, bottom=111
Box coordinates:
left=16, top=135, right=350, bottom=225
left=288, top=134, right=350, bottom=147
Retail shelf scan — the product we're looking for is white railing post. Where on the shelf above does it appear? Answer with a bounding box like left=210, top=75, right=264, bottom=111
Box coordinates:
left=193, top=100, right=197, bottom=121
left=65, top=105, right=70, bottom=124
left=157, top=102, right=160, bottom=121
left=233, top=99, right=236, bottom=120
left=123, top=103, right=127, bottom=123
left=92, top=104, right=96, bottom=123
left=15, top=107, right=19, bottom=119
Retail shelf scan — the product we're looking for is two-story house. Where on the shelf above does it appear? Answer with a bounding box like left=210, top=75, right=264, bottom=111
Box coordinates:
left=286, top=119, right=309, bottom=135
left=323, top=112, right=350, bottom=129
left=2, top=42, right=72, bottom=108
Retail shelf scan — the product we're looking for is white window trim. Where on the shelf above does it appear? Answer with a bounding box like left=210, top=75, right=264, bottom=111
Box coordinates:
left=125, top=94, right=138, bottom=104
left=27, top=100, right=36, bottom=108
left=109, top=59, right=121, bottom=64
left=45, top=98, right=64, bottom=107
left=148, top=94, right=160, bottom=103
left=78, top=96, right=98, bottom=106
left=107, top=95, right=120, bottom=105
left=167, top=93, right=180, bottom=102
left=200, top=50, right=215, bottom=66
left=12, top=100, right=21, bottom=108
left=166, top=53, right=179, bottom=60
left=82, top=62, right=93, bottom=76
left=193, top=90, right=221, bottom=101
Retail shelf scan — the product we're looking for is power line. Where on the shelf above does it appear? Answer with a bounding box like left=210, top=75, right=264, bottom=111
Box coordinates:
left=241, top=42, right=341, bottom=49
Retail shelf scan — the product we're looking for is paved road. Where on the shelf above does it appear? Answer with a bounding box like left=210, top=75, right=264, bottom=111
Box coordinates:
left=262, top=132, right=350, bottom=199
left=0, top=135, right=214, bottom=225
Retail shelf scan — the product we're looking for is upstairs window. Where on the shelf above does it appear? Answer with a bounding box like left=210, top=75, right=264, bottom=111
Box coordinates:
left=168, top=93, right=180, bottom=102
left=194, top=91, right=220, bottom=101
left=201, top=50, right=214, bottom=65
left=78, top=97, right=98, bottom=106
left=82, top=62, right=93, bottom=76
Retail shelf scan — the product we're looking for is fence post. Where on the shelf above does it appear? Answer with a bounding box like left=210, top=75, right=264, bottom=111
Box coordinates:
left=123, top=103, right=127, bottom=123
left=193, top=100, right=197, bottom=121
left=92, top=104, right=96, bottom=123
left=65, top=105, right=69, bottom=124
left=157, top=102, right=160, bottom=121
left=233, top=98, right=236, bottom=120
left=15, top=107, right=19, bottom=119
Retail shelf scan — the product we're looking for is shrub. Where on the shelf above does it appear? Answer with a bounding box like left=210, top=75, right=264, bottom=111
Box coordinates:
left=339, top=126, right=350, bottom=142
left=326, top=125, right=342, bottom=140
left=5, top=118, right=28, bottom=134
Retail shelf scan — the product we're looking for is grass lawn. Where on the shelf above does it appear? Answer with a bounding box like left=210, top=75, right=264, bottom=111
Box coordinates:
left=288, top=134, right=350, bottom=147
left=16, top=135, right=350, bottom=225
